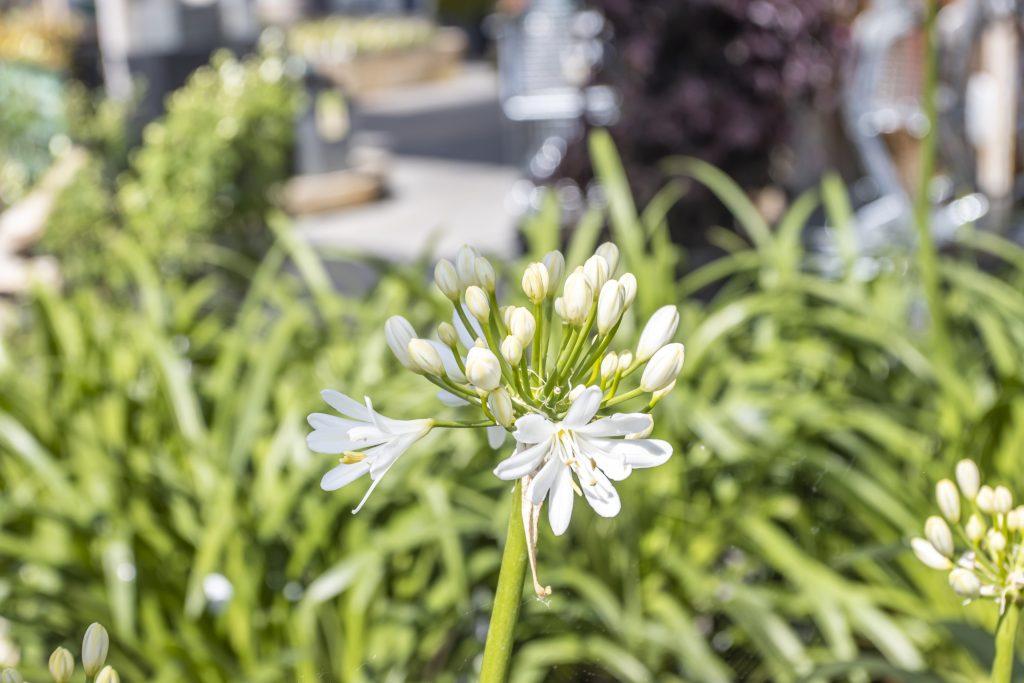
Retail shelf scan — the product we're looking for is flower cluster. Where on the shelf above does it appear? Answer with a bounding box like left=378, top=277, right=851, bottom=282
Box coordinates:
left=1, top=622, right=118, bottom=683
left=308, top=243, right=682, bottom=594
left=912, top=459, right=1024, bottom=611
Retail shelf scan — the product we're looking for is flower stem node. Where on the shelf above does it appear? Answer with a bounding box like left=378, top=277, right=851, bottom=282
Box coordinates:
left=935, top=479, right=960, bottom=522
left=640, top=343, right=685, bottom=392
left=956, top=459, right=981, bottom=500
left=466, top=347, right=502, bottom=391
left=465, top=286, right=490, bottom=322
left=82, top=623, right=109, bottom=677
left=48, top=647, right=74, bottom=683
left=636, top=305, right=680, bottom=361
left=407, top=339, right=445, bottom=376
left=434, top=259, right=461, bottom=301
left=522, top=263, right=550, bottom=304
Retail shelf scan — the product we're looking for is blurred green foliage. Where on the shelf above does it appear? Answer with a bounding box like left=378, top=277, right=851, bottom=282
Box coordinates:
left=4, top=91, right=1024, bottom=682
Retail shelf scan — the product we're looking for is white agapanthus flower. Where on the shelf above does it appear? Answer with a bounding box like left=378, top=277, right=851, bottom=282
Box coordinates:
left=308, top=390, right=433, bottom=512
left=494, top=386, right=671, bottom=535
left=308, top=241, right=684, bottom=594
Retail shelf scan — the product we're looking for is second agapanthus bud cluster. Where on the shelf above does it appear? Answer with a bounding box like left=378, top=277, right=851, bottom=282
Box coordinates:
left=913, top=459, right=1024, bottom=611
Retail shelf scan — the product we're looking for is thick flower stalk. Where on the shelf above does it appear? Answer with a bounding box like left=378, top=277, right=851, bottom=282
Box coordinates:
left=307, top=242, right=682, bottom=681
left=912, top=459, right=1023, bottom=682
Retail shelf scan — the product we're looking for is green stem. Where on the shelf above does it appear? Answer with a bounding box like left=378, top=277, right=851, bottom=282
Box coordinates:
left=993, top=600, right=1020, bottom=683
left=913, top=0, right=950, bottom=364
left=480, top=480, right=528, bottom=683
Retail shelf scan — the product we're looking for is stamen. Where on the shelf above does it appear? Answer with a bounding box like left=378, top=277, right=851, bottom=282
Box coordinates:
left=340, top=451, right=367, bottom=464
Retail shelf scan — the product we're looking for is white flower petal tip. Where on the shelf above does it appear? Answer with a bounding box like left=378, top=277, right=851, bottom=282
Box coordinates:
left=308, top=390, right=432, bottom=511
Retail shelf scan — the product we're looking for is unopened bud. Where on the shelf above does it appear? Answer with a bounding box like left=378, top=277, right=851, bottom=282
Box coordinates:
left=508, top=308, right=536, bottom=346
left=456, top=245, right=481, bottom=288
left=595, top=242, right=619, bottom=275
left=617, top=351, right=633, bottom=372
left=522, top=262, right=550, bottom=304
left=475, top=256, right=496, bottom=291
left=466, top=347, right=502, bottom=391
left=407, top=339, right=445, bottom=376
left=542, top=250, right=565, bottom=294
left=1010, top=506, right=1024, bottom=531
left=562, top=272, right=593, bottom=325
left=925, top=516, right=954, bottom=557
left=500, top=336, right=523, bottom=366
left=438, top=322, right=458, bottom=347
left=977, top=485, right=995, bottom=514
left=583, top=254, right=610, bottom=290
left=911, top=538, right=952, bottom=570
left=640, top=343, right=685, bottom=392
left=501, top=306, right=514, bottom=329
left=636, top=305, right=680, bottom=361
left=949, top=568, right=981, bottom=598
left=465, top=286, right=490, bottom=322
left=994, top=485, right=1013, bottom=514
left=619, top=272, right=637, bottom=309
left=600, top=352, right=618, bottom=382
left=652, top=380, right=676, bottom=403
left=0, top=669, right=21, bottom=683
left=95, top=666, right=120, bottom=683
left=935, top=479, right=960, bottom=523
left=956, top=459, right=981, bottom=500
left=434, top=259, right=460, bottom=300
left=596, top=280, right=625, bottom=335
left=966, top=514, right=986, bottom=542
left=49, top=647, right=74, bottom=683
left=488, top=387, right=514, bottom=428
left=82, top=623, right=109, bottom=677
left=987, top=529, right=1007, bottom=553
left=384, top=316, right=417, bottom=369
left=553, top=297, right=566, bottom=319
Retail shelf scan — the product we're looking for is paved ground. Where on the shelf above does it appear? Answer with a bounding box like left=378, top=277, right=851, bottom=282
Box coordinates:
left=297, top=64, right=524, bottom=262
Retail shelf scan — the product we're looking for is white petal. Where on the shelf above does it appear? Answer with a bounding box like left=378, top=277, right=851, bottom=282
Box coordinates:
left=548, top=465, right=575, bottom=535
left=367, top=433, right=420, bottom=478
left=493, top=439, right=551, bottom=480
left=579, top=439, right=631, bottom=481
left=436, top=390, right=469, bottom=407
left=527, top=456, right=563, bottom=505
left=428, top=340, right=468, bottom=384
left=321, top=390, right=371, bottom=421
left=487, top=426, right=507, bottom=449
left=563, top=386, right=603, bottom=428
left=320, top=461, right=371, bottom=490
left=580, top=466, right=621, bottom=518
left=514, top=414, right=557, bottom=444
left=307, top=430, right=362, bottom=454
left=611, top=439, right=673, bottom=469
left=575, top=413, right=652, bottom=437
left=307, top=413, right=363, bottom=431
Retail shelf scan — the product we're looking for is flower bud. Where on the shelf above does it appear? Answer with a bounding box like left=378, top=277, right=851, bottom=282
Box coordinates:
left=434, top=259, right=460, bottom=300
left=407, top=339, right=445, bottom=376
left=994, top=485, right=1013, bottom=514
left=987, top=529, right=1007, bottom=553
left=542, top=250, right=565, bottom=294
left=925, top=516, right=954, bottom=557
left=508, top=308, right=536, bottom=347
left=595, top=242, right=619, bottom=275
left=95, top=666, right=120, bottom=683
left=636, top=305, right=680, bottom=361
left=617, top=351, right=633, bottom=373
left=553, top=297, right=566, bottom=319
left=465, top=286, right=490, bottom=322
left=966, top=513, right=986, bottom=542
left=1009, top=506, right=1024, bottom=531
left=567, top=384, right=585, bottom=402
left=652, top=380, right=676, bottom=403
left=501, top=306, right=514, bottom=329
left=619, top=272, right=637, bottom=309
left=935, top=479, right=960, bottom=523
left=976, top=485, right=995, bottom=514
left=438, top=322, right=458, bottom=348
left=562, top=272, right=593, bottom=325
left=456, top=244, right=480, bottom=288
left=911, top=538, right=952, bottom=570
left=522, top=262, right=550, bottom=304
left=465, top=347, right=502, bottom=391
left=640, top=343, right=685, bottom=392
left=583, top=254, right=610, bottom=290
left=49, top=647, right=74, bottom=683
left=385, top=316, right=417, bottom=369
left=956, top=459, right=980, bottom=500
left=949, top=568, right=981, bottom=598
left=500, top=336, right=523, bottom=366
left=596, top=280, right=625, bottom=336
left=600, top=352, right=618, bottom=382
left=487, top=387, right=514, bottom=428
left=0, top=669, right=21, bottom=683
left=475, top=256, right=496, bottom=291
left=82, top=623, right=109, bottom=677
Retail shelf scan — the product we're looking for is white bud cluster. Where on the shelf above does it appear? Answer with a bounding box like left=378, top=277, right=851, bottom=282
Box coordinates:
left=912, top=459, right=1024, bottom=610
